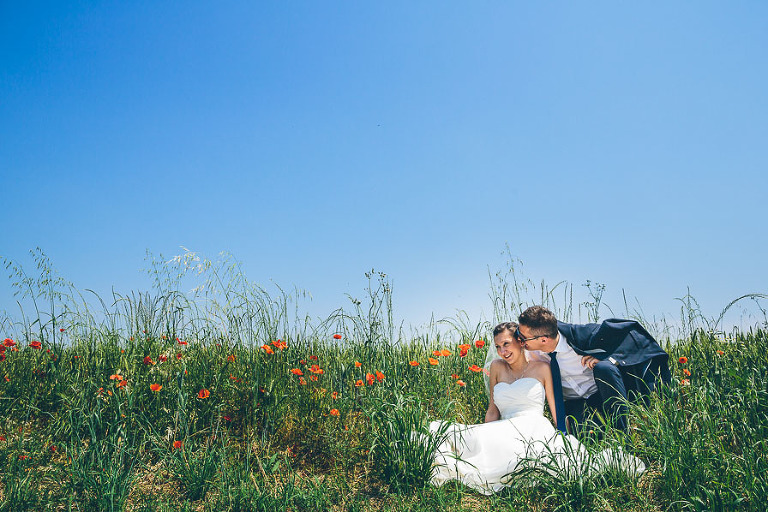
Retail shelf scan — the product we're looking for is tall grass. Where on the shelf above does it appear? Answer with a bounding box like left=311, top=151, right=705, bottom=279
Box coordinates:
left=0, top=248, right=766, bottom=511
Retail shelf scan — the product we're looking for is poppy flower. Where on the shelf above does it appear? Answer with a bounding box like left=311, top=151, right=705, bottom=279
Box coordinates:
left=227, top=354, right=235, bottom=363
left=272, top=339, right=287, bottom=350
left=3, top=339, right=15, bottom=347
left=683, top=369, right=691, bottom=377
left=680, top=379, right=690, bottom=386
left=329, top=408, right=340, bottom=416
left=440, top=349, right=451, bottom=357
left=468, top=364, right=482, bottom=372
left=177, top=340, right=188, bottom=345
left=30, top=341, right=42, bottom=350
left=291, top=368, right=304, bottom=376
left=355, top=361, right=362, bottom=368
left=309, top=375, right=318, bottom=381
left=116, top=380, right=127, bottom=389
left=60, top=328, right=65, bottom=332
left=331, top=391, right=339, bottom=400
left=428, top=357, right=439, bottom=365
left=456, top=380, right=466, bottom=387
left=50, top=444, right=57, bottom=452
left=143, top=355, right=154, bottom=365
left=0, top=435, right=5, bottom=441
left=109, top=374, right=123, bottom=381
left=451, top=373, right=460, bottom=379
left=0, top=345, right=5, bottom=353
left=223, top=415, right=232, bottom=422
left=409, top=360, right=419, bottom=366
left=309, top=364, right=324, bottom=375
left=309, top=355, right=318, bottom=361
left=475, top=340, right=485, bottom=348
left=229, top=374, right=238, bottom=381
left=678, top=356, right=688, bottom=364
left=366, top=373, right=375, bottom=386
left=173, top=440, right=183, bottom=450
left=355, top=379, right=364, bottom=387
left=197, top=388, right=210, bottom=399
left=432, top=350, right=442, bottom=357
left=261, top=345, right=274, bottom=354
left=375, top=370, right=385, bottom=382
left=176, top=353, right=183, bottom=360
left=158, top=354, right=168, bottom=362
left=299, top=377, right=307, bottom=385
left=150, top=383, right=163, bottom=392
left=0, top=353, right=5, bottom=362
left=333, top=334, right=342, bottom=340
left=717, top=350, right=724, bottom=356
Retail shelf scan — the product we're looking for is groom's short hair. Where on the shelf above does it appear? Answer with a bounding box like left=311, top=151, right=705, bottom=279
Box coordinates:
left=518, top=306, right=559, bottom=337
left=492, top=321, right=518, bottom=338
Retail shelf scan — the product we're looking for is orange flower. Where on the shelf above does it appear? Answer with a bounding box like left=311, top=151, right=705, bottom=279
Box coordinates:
left=440, top=349, right=451, bottom=357
left=116, top=380, right=127, bottom=388
left=717, top=350, right=724, bottom=356
left=355, top=379, right=364, bottom=387
left=173, top=440, right=183, bottom=450
left=456, top=380, right=466, bottom=387
left=291, top=368, right=304, bottom=376
left=409, top=360, right=419, bottom=366
left=451, top=373, right=460, bottom=379
left=176, top=352, right=183, bottom=360
left=150, top=383, right=162, bottom=392
left=354, top=361, right=362, bottom=368
left=261, top=344, right=274, bottom=354
left=30, top=341, right=42, bottom=350
left=432, top=350, right=441, bottom=357
left=333, top=334, right=342, bottom=340
left=309, top=364, right=324, bottom=374
left=468, top=364, right=482, bottom=372
left=428, top=357, right=439, bottom=365
left=109, top=374, right=123, bottom=381
left=678, top=356, right=688, bottom=364
left=198, top=388, right=210, bottom=399
left=143, top=355, right=154, bottom=366
left=3, top=339, right=16, bottom=347
left=299, top=377, right=307, bottom=385
left=458, top=344, right=470, bottom=357
left=366, top=373, right=375, bottom=386
left=177, top=340, right=188, bottom=345
left=458, top=343, right=471, bottom=352
left=229, top=374, right=238, bottom=381
left=309, top=355, right=318, bottom=361
left=375, top=370, right=385, bottom=382
left=331, top=391, right=339, bottom=400
left=272, top=339, right=287, bottom=350
left=683, top=369, right=691, bottom=377
left=680, top=379, right=690, bottom=386
left=227, top=354, right=235, bottom=362
left=158, top=354, right=168, bottom=362
left=475, top=339, right=485, bottom=348
left=329, top=408, right=340, bottom=416
left=309, top=375, right=319, bottom=381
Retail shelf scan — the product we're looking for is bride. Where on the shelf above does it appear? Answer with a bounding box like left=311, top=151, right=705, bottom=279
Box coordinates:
left=429, top=322, right=645, bottom=495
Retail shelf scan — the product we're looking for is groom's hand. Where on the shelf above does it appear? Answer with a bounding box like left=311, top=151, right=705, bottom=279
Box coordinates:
left=581, top=355, right=598, bottom=369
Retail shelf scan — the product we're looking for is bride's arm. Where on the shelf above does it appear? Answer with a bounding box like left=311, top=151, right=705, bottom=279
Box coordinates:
left=533, top=362, right=558, bottom=428
left=485, top=361, right=501, bottom=423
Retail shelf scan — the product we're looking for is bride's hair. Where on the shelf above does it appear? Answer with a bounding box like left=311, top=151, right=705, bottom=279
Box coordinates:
left=492, top=321, right=519, bottom=339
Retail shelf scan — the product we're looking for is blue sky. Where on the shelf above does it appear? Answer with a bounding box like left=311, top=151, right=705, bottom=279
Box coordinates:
left=2, top=2, right=767, bottom=332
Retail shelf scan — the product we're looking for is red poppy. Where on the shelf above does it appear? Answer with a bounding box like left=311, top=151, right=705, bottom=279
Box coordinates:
left=143, top=355, right=154, bottom=365
left=0, top=353, right=5, bottom=362
left=456, top=380, right=466, bottom=387
left=329, top=408, right=340, bottom=416
left=158, top=354, right=168, bottom=362
left=109, top=374, right=123, bottom=381
left=309, top=375, right=319, bottom=381
left=355, top=379, right=364, bottom=387
left=60, top=328, right=65, bottom=332
left=116, top=380, right=127, bottom=388
left=354, top=361, right=362, bottom=368
left=177, top=340, right=188, bottom=345
left=291, top=368, right=304, bottom=376
left=176, top=353, right=183, bottom=360
left=50, top=444, right=57, bottom=452
left=451, top=373, right=460, bottom=379
left=683, top=369, right=691, bottom=377
left=332, top=391, right=339, bottom=400
left=150, top=383, right=163, bottom=392
left=375, top=370, right=385, bottom=382
left=409, top=360, right=419, bottom=367
left=197, top=388, right=210, bottom=399
left=468, top=364, right=482, bottom=373
left=30, top=341, right=42, bottom=350
left=717, top=350, right=724, bottom=356
left=223, top=415, right=232, bottom=422
left=299, top=377, right=307, bottom=385
left=428, top=357, right=439, bottom=366
left=0, top=345, right=5, bottom=353
left=173, top=440, right=183, bottom=450
left=678, top=356, right=688, bottom=364
left=333, top=334, right=342, bottom=340
left=229, top=374, right=238, bottom=381
left=366, top=373, right=375, bottom=386
left=3, top=339, right=15, bottom=348
left=432, top=350, right=442, bottom=357
left=309, top=355, right=318, bottom=361
left=309, top=364, right=324, bottom=375
left=440, top=349, right=451, bottom=357
left=272, top=339, right=287, bottom=350
left=227, top=354, right=235, bottom=363
left=3, top=375, right=9, bottom=382
left=0, top=435, right=6, bottom=441
left=680, top=379, right=690, bottom=386
left=261, top=345, right=274, bottom=354
left=475, top=339, right=485, bottom=348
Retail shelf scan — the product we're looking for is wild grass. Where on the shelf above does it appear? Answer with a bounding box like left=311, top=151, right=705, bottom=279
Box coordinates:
left=0, top=249, right=766, bottom=511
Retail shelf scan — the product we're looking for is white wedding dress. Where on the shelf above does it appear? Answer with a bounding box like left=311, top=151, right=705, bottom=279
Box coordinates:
left=429, top=378, right=645, bottom=495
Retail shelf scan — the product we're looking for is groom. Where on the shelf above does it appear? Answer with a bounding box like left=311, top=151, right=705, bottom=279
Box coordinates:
left=517, top=305, right=671, bottom=435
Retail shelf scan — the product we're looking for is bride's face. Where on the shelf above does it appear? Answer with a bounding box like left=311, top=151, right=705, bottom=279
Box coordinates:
left=494, top=330, right=525, bottom=365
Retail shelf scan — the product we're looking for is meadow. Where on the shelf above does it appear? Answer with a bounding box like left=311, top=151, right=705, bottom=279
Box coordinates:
left=1, top=250, right=766, bottom=511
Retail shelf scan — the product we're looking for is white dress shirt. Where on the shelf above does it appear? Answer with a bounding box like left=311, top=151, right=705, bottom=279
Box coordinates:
left=527, top=332, right=598, bottom=399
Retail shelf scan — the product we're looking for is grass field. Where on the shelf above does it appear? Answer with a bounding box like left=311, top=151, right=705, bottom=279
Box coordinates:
left=1, top=251, right=766, bottom=511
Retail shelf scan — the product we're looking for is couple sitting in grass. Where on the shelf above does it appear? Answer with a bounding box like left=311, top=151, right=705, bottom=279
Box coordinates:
left=429, top=306, right=671, bottom=495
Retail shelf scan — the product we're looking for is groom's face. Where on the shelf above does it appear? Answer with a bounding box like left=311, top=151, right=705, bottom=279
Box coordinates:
left=517, top=325, right=557, bottom=352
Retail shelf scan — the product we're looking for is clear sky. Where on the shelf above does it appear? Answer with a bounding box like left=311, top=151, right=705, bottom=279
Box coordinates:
left=2, top=2, right=767, bottom=332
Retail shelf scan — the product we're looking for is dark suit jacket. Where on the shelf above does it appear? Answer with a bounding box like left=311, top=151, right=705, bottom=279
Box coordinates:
left=557, top=319, right=671, bottom=383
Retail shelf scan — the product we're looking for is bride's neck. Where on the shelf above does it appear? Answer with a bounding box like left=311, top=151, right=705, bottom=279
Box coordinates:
left=507, top=358, right=528, bottom=373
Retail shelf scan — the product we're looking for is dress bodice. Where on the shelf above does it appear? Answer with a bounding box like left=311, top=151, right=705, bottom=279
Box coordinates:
left=493, top=378, right=545, bottom=420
